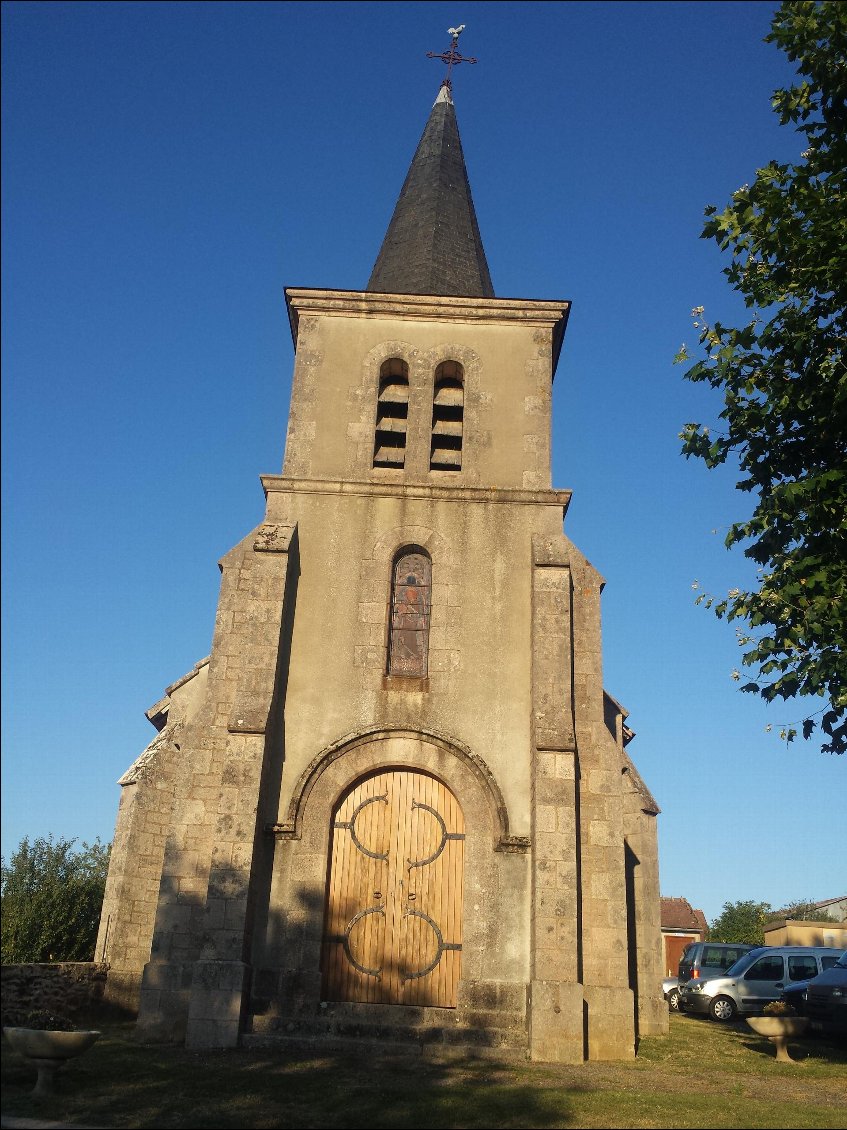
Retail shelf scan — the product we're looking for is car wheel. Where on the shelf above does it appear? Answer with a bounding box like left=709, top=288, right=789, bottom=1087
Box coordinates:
left=709, top=995, right=737, bottom=1022
left=668, top=988, right=681, bottom=1012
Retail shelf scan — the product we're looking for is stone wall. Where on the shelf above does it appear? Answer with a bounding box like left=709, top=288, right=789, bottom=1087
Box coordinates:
left=1, top=963, right=109, bottom=1024
left=763, top=920, right=847, bottom=947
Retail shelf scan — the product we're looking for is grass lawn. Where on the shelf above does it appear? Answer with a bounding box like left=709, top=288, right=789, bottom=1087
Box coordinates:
left=2, top=1012, right=846, bottom=1129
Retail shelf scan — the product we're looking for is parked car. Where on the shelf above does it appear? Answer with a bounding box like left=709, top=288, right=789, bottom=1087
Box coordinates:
left=780, top=975, right=816, bottom=1014
left=680, top=946, right=843, bottom=1021
left=662, top=976, right=680, bottom=1011
left=781, top=949, right=847, bottom=1034
left=678, top=941, right=757, bottom=985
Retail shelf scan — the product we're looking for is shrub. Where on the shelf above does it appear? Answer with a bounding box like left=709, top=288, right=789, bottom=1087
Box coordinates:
left=4, top=1009, right=76, bottom=1031
left=763, top=1000, right=797, bottom=1016
left=1, top=836, right=110, bottom=963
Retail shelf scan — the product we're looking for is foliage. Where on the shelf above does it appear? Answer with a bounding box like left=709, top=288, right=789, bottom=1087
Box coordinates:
left=4, top=1009, right=76, bottom=1031
left=709, top=900, right=773, bottom=945
left=774, top=897, right=835, bottom=921
left=763, top=1000, right=797, bottom=1016
left=709, top=897, right=834, bottom=942
left=678, top=1, right=847, bottom=753
left=1, top=836, right=110, bottom=964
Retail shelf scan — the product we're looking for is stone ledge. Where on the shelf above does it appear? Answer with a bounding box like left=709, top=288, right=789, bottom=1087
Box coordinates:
left=261, top=475, right=571, bottom=511
left=286, top=287, right=569, bottom=334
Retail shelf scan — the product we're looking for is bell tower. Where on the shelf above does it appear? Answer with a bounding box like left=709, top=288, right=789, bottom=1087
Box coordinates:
left=98, top=33, right=668, bottom=1062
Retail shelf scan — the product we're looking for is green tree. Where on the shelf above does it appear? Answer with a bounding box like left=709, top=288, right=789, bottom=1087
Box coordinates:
left=708, top=899, right=773, bottom=945
left=678, top=1, right=847, bottom=753
left=770, top=898, right=835, bottom=921
left=1, top=836, right=110, bottom=964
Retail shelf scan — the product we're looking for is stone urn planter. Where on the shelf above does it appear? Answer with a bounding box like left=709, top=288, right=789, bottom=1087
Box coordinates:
left=2, top=1026, right=101, bottom=1096
left=746, top=1015, right=809, bottom=1063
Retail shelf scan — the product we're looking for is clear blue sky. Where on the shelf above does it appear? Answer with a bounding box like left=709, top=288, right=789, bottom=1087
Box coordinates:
left=2, top=1, right=843, bottom=926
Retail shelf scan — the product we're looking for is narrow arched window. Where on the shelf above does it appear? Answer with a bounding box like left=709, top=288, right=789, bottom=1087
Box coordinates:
left=430, top=361, right=464, bottom=471
left=387, top=548, right=431, bottom=678
left=373, top=358, right=409, bottom=468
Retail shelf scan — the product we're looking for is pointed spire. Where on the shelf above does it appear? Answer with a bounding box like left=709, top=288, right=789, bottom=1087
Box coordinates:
left=367, top=87, right=494, bottom=298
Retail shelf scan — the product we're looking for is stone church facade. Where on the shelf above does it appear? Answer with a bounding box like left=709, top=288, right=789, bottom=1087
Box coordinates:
left=97, top=81, right=668, bottom=1062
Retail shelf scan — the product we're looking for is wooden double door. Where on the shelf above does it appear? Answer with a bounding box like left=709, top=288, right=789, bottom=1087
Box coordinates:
left=321, top=769, right=464, bottom=1007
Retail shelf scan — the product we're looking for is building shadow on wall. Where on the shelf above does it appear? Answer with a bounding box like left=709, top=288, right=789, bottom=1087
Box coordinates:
left=250, top=877, right=528, bottom=1059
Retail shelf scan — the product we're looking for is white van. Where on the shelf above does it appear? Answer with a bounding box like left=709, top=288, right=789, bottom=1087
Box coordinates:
left=679, top=946, right=845, bottom=1021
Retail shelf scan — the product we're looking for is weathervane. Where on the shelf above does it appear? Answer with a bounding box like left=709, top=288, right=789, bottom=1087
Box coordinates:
left=426, top=25, right=477, bottom=90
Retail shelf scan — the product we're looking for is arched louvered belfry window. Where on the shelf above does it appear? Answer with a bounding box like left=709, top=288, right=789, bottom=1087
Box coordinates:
left=373, top=358, right=409, bottom=468
left=430, top=361, right=464, bottom=470
left=387, top=548, right=432, bottom=678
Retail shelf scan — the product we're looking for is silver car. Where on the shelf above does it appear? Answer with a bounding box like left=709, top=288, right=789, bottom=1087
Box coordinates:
left=663, top=976, right=681, bottom=1011
left=680, top=946, right=845, bottom=1021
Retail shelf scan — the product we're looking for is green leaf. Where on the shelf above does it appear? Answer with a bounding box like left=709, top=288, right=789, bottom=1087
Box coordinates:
left=678, top=0, right=847, bottom=754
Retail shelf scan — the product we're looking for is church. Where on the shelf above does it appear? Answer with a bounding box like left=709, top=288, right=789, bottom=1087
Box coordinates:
left=97, top=38, right=668, bottom=1062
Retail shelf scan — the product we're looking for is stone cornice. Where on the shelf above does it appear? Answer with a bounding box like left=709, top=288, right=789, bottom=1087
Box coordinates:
left=260, top=474, right=572, bottom=513
left=284, top=287, right=571, bottom=376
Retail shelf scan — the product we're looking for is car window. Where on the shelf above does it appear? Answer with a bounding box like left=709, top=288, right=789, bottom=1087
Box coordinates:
left=821, top=953, right=841, bottom=970
left=744, top=954, right=784, bottom=981
left=678, top=946, right=697, bottom=974
left=720, top=947, right=749, bottom=967
left=788, top=955, right=818, bottom=981
left=701, top=946, right=727, bottom=965
left=723, top=958, right=743, bottom=976
left=724, top=949, right=760, bottom=977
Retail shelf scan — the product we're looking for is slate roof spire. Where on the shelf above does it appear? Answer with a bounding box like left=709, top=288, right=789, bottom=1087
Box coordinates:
left=367, top=84, right=495, bottom=298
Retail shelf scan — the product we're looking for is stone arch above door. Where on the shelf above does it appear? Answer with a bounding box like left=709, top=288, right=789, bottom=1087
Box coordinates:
left=272, top=725, right=528, bottom=854
left=259, top=730, right=533, bottom=1010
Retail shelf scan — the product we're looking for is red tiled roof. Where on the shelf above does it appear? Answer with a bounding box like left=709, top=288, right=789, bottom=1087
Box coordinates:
left=661, top=896, right=707, bottom=933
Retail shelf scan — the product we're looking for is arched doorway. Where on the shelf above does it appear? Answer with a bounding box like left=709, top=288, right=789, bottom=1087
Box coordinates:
left=321, top=768, right=464, bottom=1007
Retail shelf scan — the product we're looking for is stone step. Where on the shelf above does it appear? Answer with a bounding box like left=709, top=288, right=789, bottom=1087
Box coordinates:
left=249, top=1016, right=527, bottom=1045
left=250, top=1001, right=526, bottom=1030
left=242, top=1029, right=528, bottom=1062
left=245, top=1009, right=528, bottom=1059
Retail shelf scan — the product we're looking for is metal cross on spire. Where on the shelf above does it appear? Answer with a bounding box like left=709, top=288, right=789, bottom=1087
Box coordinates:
left=426, top=25, right=477, bottom=90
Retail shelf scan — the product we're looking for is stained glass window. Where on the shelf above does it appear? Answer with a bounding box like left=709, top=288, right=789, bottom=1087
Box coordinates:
left=388, top=550, right=431, bottom=677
